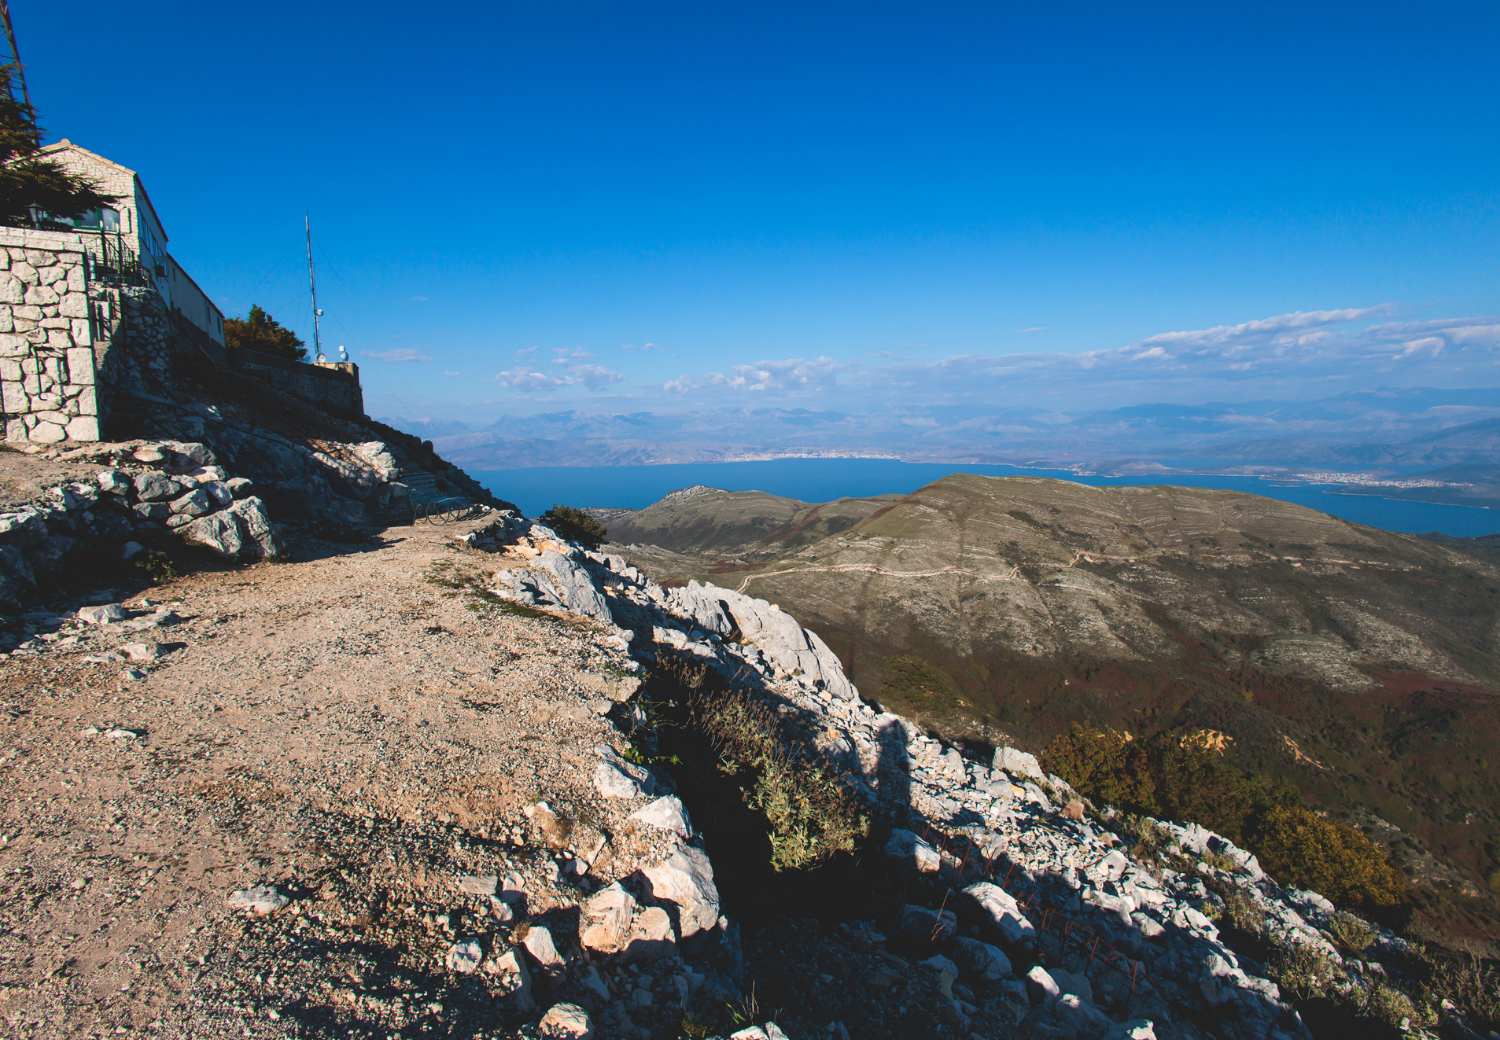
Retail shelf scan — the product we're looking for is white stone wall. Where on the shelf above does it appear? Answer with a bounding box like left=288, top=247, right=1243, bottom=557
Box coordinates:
left=0, top=227, right=101, bottom=444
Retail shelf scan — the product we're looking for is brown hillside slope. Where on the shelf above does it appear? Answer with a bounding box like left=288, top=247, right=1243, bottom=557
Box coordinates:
left=603, top=474, right=1500, bottom=943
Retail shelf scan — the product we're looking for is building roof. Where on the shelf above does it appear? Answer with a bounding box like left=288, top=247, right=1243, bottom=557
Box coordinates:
left=37, top=139, right=169, bottom=243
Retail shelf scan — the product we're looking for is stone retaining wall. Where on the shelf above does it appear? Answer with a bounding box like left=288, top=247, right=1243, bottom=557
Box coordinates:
left=1, top=225, right=367, bottom=447
left=0, top=227, right=101, bottom=445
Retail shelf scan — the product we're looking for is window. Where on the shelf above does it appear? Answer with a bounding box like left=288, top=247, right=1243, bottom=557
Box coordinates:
left=56, top=206, right=120, bottom=231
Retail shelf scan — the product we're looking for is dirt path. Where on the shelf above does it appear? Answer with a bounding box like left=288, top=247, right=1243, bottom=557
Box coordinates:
left=0, top=517, right=662, bottom=1038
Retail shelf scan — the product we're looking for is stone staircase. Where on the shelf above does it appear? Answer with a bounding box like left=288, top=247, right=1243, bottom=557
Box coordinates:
left=395, top=469, right=468, bottom=520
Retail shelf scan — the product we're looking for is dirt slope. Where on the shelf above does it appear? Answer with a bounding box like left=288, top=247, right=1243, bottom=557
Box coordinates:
left=0, top=517, right=679, bottom=1038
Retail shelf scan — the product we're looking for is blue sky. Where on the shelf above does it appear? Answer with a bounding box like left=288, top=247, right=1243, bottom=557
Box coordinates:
left=15, top=2, right=1500, bottom=423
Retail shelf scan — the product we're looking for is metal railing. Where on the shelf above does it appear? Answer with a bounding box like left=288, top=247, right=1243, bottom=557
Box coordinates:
left=81, top=227, right=154, bottom=289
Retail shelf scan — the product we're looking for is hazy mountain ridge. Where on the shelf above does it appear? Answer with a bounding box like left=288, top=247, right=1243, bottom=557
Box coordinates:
left=399, top=386, right=1500, bottom=506
left=598, top=475, right=1500, bottom=942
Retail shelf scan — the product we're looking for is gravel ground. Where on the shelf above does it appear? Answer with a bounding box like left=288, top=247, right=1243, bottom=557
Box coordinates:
left=0, top=516, right=673, bottom=1038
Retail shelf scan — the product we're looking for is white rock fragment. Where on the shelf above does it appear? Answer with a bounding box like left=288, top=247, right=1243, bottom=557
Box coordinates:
left=520, top=924, right=564, bottom=969
left=642, top=845, right=721, bottom=938
left=629, top=795, right=692, bottom=837
left=456, top=874, right=498, bottom=897
left=538, top=1001, right=594, bottom=1039
left=76, top=603, right=126, bottom=625
left=445, top=938, right=483, bottom=974
left=228, top=885, right=289, bottom=916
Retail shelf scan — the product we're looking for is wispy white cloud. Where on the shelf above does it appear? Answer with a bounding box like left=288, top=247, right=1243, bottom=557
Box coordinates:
left=496, top=360, right=623, bottom=392
left=681, top=356, right=842, bottom=394
left=1139, top=306, right=1389, bottom=350
left=367, top=348, right=431, bottom=364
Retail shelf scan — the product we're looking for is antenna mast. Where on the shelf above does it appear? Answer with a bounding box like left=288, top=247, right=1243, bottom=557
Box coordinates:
left=304, top=213, right=324, bottom=360
left=0, top=1, right=32, bottom=110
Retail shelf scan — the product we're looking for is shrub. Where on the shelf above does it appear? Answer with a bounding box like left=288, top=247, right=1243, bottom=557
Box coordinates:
left=692, top=688, right=868, bottom=871
left=1417, top=949, right=1500, bottom=1034
left=539, top=505, right=607, bottom=549
left=1362, top=982, right=1420, bottom=1032
left=1248, top=806, right=1406, bottom=910
left=1045, top=725, right=1158, bottom=811
left=1046, top=724, right=1405, bottom=914
left=132, top=548, right=178, bottom=585
left=1221, top=889, right=1265, bottom=937
left=1268, top=940, right=1341, bottom=1002
left=1326, top=911, right=1377, bottom=955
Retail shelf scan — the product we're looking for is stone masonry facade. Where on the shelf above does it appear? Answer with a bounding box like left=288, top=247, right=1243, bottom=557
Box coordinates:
left=0, top=227, right=101, bottom=445
left=0, top=226, right=366, bottom=447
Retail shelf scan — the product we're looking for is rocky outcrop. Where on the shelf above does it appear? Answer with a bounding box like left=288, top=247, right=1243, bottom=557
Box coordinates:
left=0, top=439, right=279, bottom=610
left=467, top=511, right=1432, bottom=1039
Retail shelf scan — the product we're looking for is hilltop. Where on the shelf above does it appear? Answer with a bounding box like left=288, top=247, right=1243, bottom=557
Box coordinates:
left=596, top=475, right=1500, bottom=946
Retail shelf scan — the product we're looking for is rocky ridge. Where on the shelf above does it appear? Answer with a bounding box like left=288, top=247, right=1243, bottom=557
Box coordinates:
left=478, top=510, right=1456, bottom=1040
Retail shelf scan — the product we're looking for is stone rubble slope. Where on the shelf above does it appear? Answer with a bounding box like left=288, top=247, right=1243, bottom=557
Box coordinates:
left=477, top=510, right=1426, bottom=1040
left=125, top=393, right=496, bottom=530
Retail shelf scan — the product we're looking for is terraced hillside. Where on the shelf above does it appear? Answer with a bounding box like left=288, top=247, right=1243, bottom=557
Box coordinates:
left=600, top=475, right=1500, bottom=945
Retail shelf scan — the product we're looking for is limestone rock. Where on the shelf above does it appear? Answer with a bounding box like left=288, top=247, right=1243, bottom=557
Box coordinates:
left=538, top=1002, right=594, bottom=1039
left=884, top=828, right=941, bottom=873
left=520, top=924, right=564, bottom=969
left=625, top=905, right=676, bottom=959
left=487, top=947, right=534, bottom=1013
left=227, top=884, right=288, bottom=916
left=593, top=750, right=652, bottom=799
left=629, top=795, right=692, bottom=837
left=579, top=882, right=637, bottom=954
left=963, top=882, right=1037, bottom=949
left=951, top=936, right=1013, bottom=984
left=445, top=938, right=483, bottom=974
left=133, top=472, right=179, bottom=502
left=642, top=845, right=721, bottom=938
left=457, top=874, right=498, bottom=898
left=993, top=746, right=1044, bottom=781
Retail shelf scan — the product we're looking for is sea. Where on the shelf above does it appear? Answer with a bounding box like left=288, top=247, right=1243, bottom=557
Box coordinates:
left=473, top=458, right=1500, bottom=538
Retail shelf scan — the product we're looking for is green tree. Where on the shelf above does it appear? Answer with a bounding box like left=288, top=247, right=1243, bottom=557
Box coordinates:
left=0, top=64, right=113, bottom=224
left=224, top=305, right=308, bottom=361
left=539, top=505, right=607, bottom=548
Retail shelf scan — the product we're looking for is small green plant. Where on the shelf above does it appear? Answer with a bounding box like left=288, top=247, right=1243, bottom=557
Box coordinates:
left=539, top=505, right=607, bottom=549
left=1202, top=848, right=1241, bottom=874
left=1221, top=889, right=1266, bottom=937
left=1325, top=911, right=1377, bottom=955
left=131, top=548, right=178, bottom=585
left=1267, top=940, right=1341, bottom=1002
left=1361, top=981, right=1421, bottom=1032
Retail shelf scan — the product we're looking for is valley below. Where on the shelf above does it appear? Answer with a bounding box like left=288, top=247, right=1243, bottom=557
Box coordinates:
left=595, top=476, right=1500, bottom=948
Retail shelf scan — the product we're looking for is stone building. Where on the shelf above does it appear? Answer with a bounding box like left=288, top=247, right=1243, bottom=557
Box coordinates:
left=33, top=140, right=225, bottom=346
left=2, top=142, right=363, bottom=446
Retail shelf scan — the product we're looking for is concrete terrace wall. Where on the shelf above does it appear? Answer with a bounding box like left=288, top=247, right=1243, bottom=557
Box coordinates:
left=0, top=228, right=101, bottom=444
left=180, top=330, right=364, bottom=419
left=232, top=352, right=364, bottom=418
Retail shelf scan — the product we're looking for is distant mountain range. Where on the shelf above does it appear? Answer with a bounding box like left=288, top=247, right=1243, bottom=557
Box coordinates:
left=382, top=385, right=1500, bottom=506
left=595, top=475, right=1500, bottom=944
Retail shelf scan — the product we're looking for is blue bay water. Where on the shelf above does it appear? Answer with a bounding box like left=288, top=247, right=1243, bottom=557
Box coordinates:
left=473, top=458, right=1500, bottom=538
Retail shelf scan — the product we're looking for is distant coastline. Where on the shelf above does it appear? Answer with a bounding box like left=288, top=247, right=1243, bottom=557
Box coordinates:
left=475, top=456, right=1500, bottom=537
